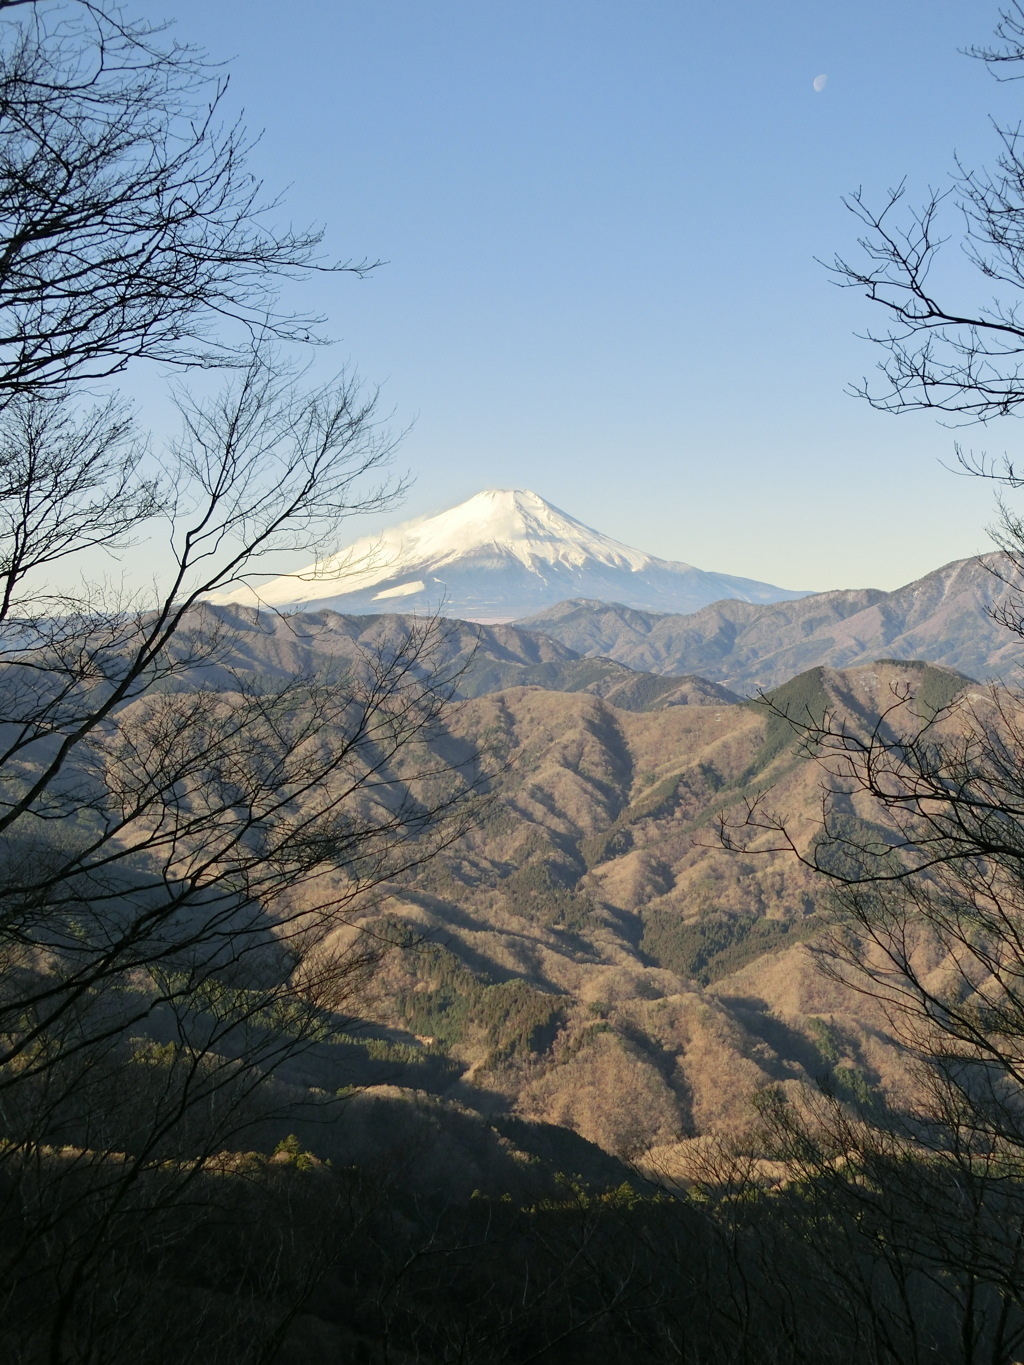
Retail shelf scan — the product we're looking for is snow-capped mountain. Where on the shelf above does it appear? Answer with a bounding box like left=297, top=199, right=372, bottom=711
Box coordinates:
left=212, top=489, right=810, bottom=620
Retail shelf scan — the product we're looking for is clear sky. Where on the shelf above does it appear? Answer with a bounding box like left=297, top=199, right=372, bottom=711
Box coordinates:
left=143, top=0, right=1024, bottom=592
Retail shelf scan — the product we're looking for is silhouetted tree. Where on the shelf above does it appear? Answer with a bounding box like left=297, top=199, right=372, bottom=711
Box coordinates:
left=0, top=0, right=365, bottom=397
left=712, top=10, right=1024, bottom=1359
left=0, top=5, right=479, bottom=1361
left=829, top=3, right=1024, bottom=429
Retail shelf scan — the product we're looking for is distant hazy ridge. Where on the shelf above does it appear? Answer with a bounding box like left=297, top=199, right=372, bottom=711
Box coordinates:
left=518, top=553, right=1023, bottom=693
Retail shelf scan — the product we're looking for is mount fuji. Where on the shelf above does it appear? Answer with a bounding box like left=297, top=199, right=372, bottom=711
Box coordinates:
left=213, top=489, right=811, bottom=621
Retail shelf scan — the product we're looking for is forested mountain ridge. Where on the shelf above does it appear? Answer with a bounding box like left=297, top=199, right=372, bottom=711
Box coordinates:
left=202, top=545, right=1024, bottom=707
left=517, top=552, right=1023, bottom=692
left=172, top=619, right=967, bottom=1174
left=16, top=595, right=1003, bottom=1359
left=193, top=602, right=741, bottom=710
left=157, top=610, right=970, bottom=1167
left=360, top=657, right=970, bottom=1172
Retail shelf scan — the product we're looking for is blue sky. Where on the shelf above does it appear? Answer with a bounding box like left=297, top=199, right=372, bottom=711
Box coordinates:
left=148, top=1, right=1024, bottom=591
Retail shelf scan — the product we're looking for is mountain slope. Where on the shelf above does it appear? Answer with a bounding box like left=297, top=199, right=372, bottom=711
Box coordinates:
left=211, top=489, right=810, bottom=620
left=188, top=602, right=740, bottom=711
left=518, top=553, right=1024, bottom=693
left=156, top=610, right=979, bottom=1170
left=354, top=659, right=974, bottom=1163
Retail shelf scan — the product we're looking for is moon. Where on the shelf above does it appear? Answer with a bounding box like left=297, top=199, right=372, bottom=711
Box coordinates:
left=813, top=73, right=828, bottom=92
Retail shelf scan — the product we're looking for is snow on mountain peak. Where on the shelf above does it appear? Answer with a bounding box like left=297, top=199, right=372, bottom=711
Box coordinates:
left=391, top=489, right=664, bottom=574
left=217, top=490, right=669, bottom=607
left=210, top=487, right=808, bottom=618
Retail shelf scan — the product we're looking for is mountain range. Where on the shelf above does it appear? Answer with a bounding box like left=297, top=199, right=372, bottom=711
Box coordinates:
left=192, top=489, right=1024, bottom=1168
left=210, top=488, right=1024, bottom=692
left=517, top=553, right=1024, bottom=693
left=365, top=656, right=966, bottom=1168
left=196, top=602, right=741, bottom=710
left=176, top=606, right=968, bottom=1172
left=206, top=545, right=1024, bottom=703
left=212, top=489, right=810, bottom=620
